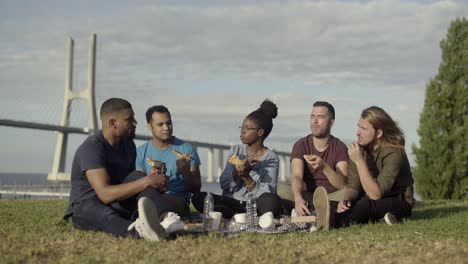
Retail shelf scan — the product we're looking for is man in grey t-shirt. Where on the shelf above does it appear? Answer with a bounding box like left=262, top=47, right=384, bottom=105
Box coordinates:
left=64, top=98, right=168, bottom=241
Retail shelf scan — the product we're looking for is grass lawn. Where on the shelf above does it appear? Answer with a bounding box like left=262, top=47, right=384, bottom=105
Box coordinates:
left=0, top=199, right=467, bottom=264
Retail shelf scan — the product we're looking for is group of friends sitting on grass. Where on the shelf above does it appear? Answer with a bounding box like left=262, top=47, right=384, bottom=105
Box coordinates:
left=63, top=98, right=415, bottom=241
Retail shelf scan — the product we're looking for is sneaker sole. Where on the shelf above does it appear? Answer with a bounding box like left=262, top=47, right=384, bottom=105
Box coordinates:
left=384, top=213, right=398, bottom=226
left=138, top=197, right=167, bottom=241
left=313, top=187, right=330, bottom=231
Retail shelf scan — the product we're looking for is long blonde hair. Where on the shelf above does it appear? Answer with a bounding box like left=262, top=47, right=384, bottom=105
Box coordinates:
left=361, top=106, right=405, bottom=149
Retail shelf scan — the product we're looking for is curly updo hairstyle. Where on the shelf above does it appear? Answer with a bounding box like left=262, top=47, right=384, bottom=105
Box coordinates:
left=246, top=99, right=278, bottom=139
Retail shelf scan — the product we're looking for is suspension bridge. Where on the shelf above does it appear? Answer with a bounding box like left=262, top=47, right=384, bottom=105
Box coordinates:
left=0, top=34, right=291, bottom=198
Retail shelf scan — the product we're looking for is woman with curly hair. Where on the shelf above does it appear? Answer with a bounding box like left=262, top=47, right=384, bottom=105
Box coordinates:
left=191, top=99, right=282, bottom=219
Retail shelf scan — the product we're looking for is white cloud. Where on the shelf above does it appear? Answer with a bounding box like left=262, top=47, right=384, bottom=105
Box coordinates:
left=0, top=0, right=467, bottom=170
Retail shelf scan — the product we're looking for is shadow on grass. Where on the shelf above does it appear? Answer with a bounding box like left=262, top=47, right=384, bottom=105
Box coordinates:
left=412, top=202, right=468, bottom=220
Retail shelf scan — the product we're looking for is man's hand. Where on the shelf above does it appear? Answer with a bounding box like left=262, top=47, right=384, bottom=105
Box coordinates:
left=235, top=159, right=257, bottom=178
left=348, top=142, right=365, bottom=163
left=294, top=196, right=311, bottom=216
left=147, top=167, right=169, bottom=192
left=176, top=158, right=191, bottom=177
left=304, top=155, right=325, bottom=171
left=337, top=199, right=351, bottom=213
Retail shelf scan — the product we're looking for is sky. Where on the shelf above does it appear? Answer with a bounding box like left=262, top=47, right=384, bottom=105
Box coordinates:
left=0, top=0, right=467, bottom=175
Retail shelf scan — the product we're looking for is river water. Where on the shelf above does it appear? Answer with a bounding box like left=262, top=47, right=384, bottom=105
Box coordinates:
left=0, top=172, right=223, bottom=199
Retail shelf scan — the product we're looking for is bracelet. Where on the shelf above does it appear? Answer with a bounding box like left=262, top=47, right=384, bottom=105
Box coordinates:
left=246, top=180, right=256, bottom=189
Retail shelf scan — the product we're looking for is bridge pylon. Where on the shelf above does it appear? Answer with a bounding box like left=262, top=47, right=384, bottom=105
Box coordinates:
left=47, top=34, right=98, bottom=181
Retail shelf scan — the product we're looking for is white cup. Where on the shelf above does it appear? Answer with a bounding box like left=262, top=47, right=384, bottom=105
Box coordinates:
left=259, top=211, right=275, bottom=229
left=234, top=213, right=247, bottom=224
left=209, top=211, right=223, bottom=231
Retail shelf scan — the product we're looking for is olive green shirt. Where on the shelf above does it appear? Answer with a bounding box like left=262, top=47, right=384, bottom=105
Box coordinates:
left=347, top=146, right=415, bottom=207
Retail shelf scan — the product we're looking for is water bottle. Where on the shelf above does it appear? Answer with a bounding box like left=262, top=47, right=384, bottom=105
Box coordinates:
left=203, top=192, right=214, bottom=231
left=246, top=192, right=258, bottom=228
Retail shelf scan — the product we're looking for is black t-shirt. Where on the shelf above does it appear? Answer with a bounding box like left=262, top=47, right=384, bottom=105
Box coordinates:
left=64, top=131, right=136, bottom=218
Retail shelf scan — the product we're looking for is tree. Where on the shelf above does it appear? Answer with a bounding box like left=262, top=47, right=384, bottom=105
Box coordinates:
left=412, top=17, right=468, bottom=200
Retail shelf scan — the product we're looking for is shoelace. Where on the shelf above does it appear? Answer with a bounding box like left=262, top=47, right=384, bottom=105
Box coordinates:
left=165, top=212, right=180, bottom=220
left=127, top=219, right=139, bottom=231
left=128, top=218, right=146, bottom=233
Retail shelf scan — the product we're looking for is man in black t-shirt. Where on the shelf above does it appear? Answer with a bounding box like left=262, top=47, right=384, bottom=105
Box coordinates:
left=64, top=98, right=168, bottom=241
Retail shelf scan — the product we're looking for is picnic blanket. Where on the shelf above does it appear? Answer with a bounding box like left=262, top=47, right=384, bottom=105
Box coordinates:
left=226, top=221, right=313, bottom=234
left=185, top=216, right=316, bottom=235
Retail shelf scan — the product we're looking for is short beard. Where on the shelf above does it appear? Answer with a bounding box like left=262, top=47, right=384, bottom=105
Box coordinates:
left=312, top=128, right=331, bottom=139
left=312, top=132, right=327, bottom=139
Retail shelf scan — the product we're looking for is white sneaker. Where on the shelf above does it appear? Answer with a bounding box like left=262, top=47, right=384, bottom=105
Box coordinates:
left=160, top=212, right=186, bottom=234
left=309, top=225, right=318, bottom=233
left=384, top=212, right=399, bottom=226
left=291, top=209, right=298, bottom=217
left=127, top=197, right=166, bottom=241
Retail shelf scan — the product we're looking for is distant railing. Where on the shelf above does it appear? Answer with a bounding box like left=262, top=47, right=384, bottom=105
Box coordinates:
left=0, top=119, right=291, bottom=182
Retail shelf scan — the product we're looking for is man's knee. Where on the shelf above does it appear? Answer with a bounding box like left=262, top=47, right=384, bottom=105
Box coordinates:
left=277, top=182, right=294, bottom=200
left=137, top=187, right=164, bottom=202
left=257, top=193, right=282, bottom=216
left=191, top=192, right=206, bottom=212
left=124, top=170, right=146, bottom=183
left=150, top=193, right=191, bottom=218
left=355, top=195, right=373, bottom=207
left=301, top=191, right=314, bottom=203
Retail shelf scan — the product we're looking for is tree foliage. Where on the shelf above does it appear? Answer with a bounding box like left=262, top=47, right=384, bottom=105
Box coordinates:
left=412, top=17, right=468, bottom=200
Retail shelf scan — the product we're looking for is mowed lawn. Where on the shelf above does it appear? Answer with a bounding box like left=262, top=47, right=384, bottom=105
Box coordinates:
left=0, top=199, right=467, bottom=264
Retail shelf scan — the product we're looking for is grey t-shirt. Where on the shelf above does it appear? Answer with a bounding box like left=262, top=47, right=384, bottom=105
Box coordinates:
left=64, top=131, right=136, bottom=218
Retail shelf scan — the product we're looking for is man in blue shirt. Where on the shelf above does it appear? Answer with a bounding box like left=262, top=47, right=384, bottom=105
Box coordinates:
left=136, top=105, right=201, bottom=217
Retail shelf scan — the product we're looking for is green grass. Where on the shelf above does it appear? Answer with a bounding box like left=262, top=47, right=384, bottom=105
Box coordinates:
left=0, top=199, right=467, bottom=264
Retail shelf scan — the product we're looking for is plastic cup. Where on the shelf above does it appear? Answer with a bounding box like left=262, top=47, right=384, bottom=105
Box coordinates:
left=234, top=213, right=247, bottom=224
left=209, top=211, right=223, bottom=231
left=259, top=212, right=275, bottom=229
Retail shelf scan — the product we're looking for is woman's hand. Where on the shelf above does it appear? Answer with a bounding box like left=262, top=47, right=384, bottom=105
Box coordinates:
left=236, top=159, right=257, bottom=177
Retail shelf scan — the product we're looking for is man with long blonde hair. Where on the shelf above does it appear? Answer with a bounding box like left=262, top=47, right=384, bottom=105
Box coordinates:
left=312, top=106, right=415, bottom=230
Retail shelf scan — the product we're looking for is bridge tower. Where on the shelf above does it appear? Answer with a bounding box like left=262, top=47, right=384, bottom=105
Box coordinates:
left=47, top=34, right=98, bottom=181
